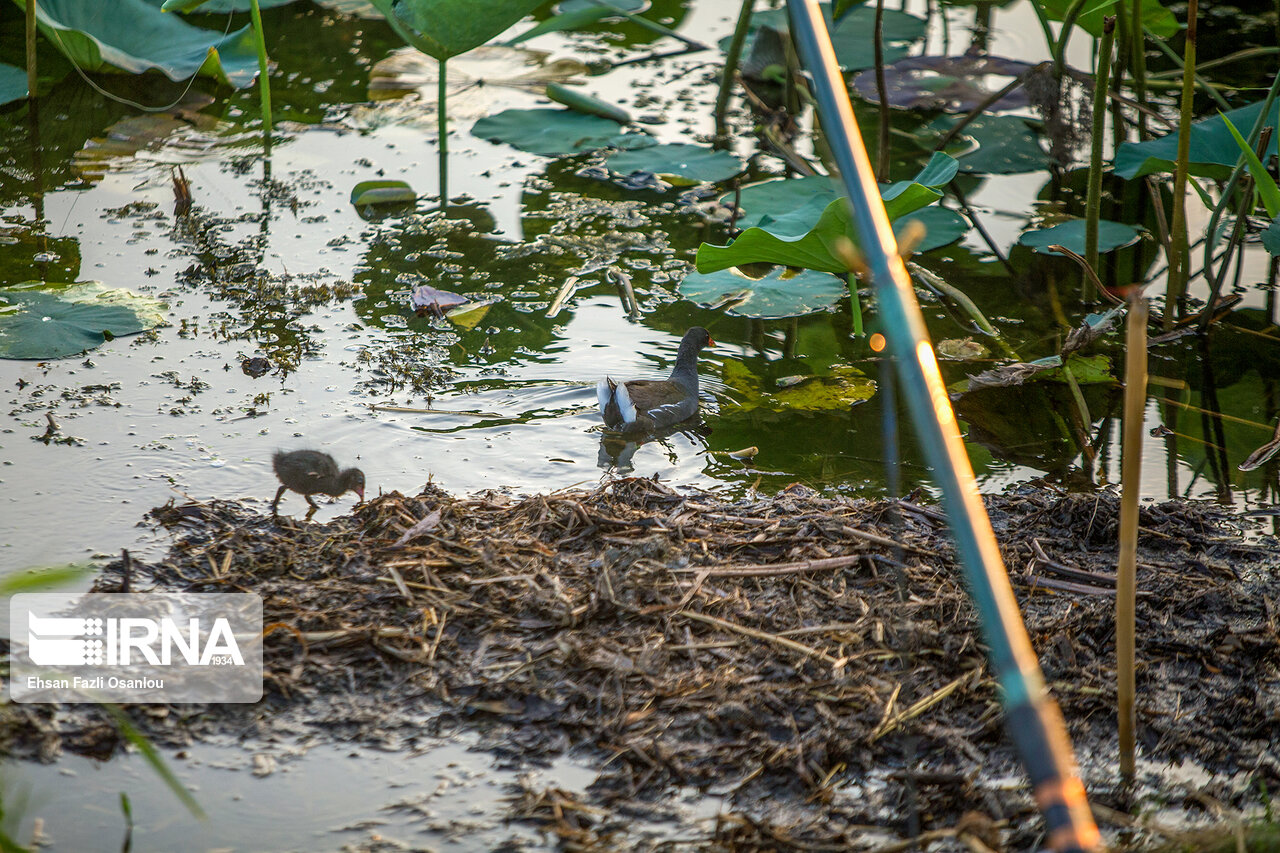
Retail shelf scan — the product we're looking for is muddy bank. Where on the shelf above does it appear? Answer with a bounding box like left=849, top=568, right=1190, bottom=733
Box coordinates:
left=5, top=480, right=1279, bottom=849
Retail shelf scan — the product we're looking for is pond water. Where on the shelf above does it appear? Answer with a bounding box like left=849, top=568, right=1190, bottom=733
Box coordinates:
left=3, top=0, right=1280, bottom=846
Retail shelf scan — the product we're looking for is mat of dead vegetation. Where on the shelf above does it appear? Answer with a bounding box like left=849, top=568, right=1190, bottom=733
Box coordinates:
left=6, top=478, right=1279, bottom=849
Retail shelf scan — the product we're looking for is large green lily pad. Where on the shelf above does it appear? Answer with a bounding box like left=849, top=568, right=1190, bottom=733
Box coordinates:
left=897, top=206, right=968, bottom=251
left=0, top=63, right=28, bottom=106
left=19, top=0, right=260, bottom=87
left=472, top=108, right=642, bottom=156
left=367, top=0, right=545, bottom=60
left=0, top=281, right=167, bottom=360
left=1018, top=219, right=1143, bottom=255
left=678, top=267, right=847, bottom=319
left=1113, top=99, right=1280, bottom=181
left=606, top=143, right=745, bottom=185
left=698, top=154, right=959, bottom=272
left=930, top=114, right=1051, bottom=174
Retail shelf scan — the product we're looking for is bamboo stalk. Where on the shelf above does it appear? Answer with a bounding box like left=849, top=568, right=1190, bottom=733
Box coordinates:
left=1117, top=292, right=1148, bottom=782
left=1163, top=0, right=1199, bottom=327
left=1084, top=17, right=1116, bottom=300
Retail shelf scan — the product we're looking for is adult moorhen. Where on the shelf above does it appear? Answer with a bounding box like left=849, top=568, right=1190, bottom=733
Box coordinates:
left=271, top=449, right=365, bottom=516
left=596, top=327, right=715, bottom=434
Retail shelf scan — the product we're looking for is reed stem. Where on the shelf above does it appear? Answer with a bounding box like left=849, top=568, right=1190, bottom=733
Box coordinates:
left=1163, top=0, right=1198, bottom=328
left=1085, top=17, right=1116, bottom=301
left=1117, top=292, right=1148, bottom=782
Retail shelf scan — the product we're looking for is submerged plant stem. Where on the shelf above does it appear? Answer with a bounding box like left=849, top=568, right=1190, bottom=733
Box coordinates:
left=1163, top=0, right=1198, bottom=328
left=1085, top=17, right=1116, bottom=299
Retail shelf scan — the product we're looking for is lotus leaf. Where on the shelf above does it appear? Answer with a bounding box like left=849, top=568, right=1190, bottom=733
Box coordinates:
left=0, top=282, right=166, bottom=360
left=1264, top=218, right=1280, bottom=258
left=0, top=63, right=27, bottom=106
left=366, top=0, right=545, bottom=60
left=1037, top=0, right=1178, bottom=38
left=606, top=143, right=745, bottom=186
left=698, top=153, right=959, bottom=272
left=678, top=267, right=847, bottom=319
left=896, top=206, right=968, bottom=251
left=1018, top=219, right=1142, bottom=255
left=472, top=108, right=642, bottom=156
left=930, top=114, right=1050, bottom=174
left=18, top=0, right=260, bottom=87
left=1113, top=100, right=1280, bottom=180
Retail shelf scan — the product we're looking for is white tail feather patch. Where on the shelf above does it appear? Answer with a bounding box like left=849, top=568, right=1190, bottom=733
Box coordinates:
left=615, top=382, right=638, bottom=423
left=596, top=378, right=612, bottom=416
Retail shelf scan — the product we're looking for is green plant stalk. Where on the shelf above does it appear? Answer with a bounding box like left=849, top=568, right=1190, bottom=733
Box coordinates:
left=1130, top=0, right=1148, bottom=138
left=1052, top=0, right=1093, bottom=82
left=1117, top=293, right=1147, bottom=782
left=1163, top=0, right=1197, bottom=329
left=25, top=0, right=36, bottom=100
left=249, top=0, right=272, bottom=135
left=1085, top=18, right=1115, bottom=300
left=874, top=0, right=890, bottom=181
left=439, top=58, right=448, bottom=207
left=714, top=0, right=754, bottom=143
left=1109, top=1, right=1128, bottom=150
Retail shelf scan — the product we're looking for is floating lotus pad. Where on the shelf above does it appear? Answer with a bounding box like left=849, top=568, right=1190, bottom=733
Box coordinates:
left=1018, top=220, right=1143, bottom=255
left=0, top=281, right=166, bottom=360
left=472, top=108, right=644, bottom=156
left=678, top=267, right=847, bottom=319
left=931, top=114, right=1050, bottom=174
left=0, top=62, right=27, bottom=106
left=606, top=143, right=745, bottom=185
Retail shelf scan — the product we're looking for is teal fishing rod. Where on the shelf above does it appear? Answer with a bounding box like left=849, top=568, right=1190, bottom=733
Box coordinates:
left=785, top=1, right=1102, bottom=849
